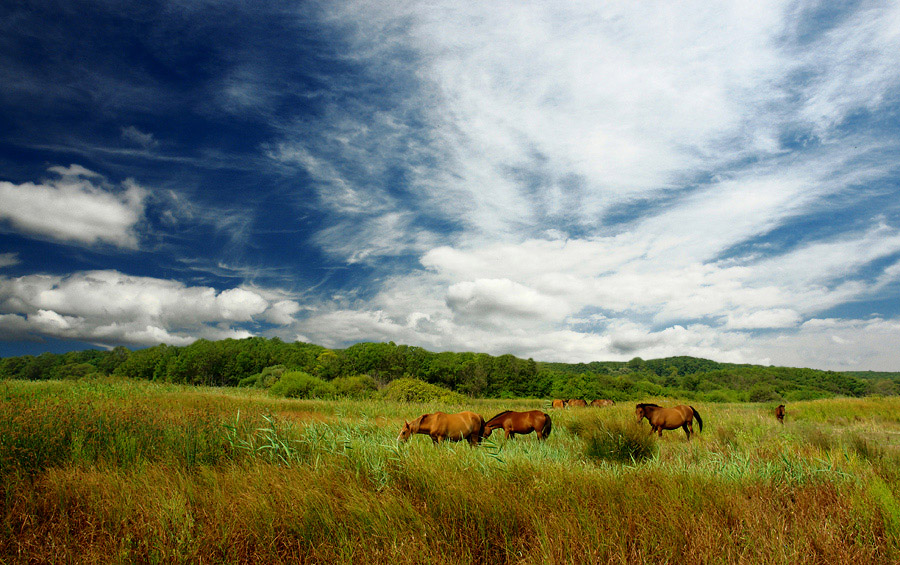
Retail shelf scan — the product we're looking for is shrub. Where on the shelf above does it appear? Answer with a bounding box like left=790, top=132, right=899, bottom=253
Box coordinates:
left=332, top=375, right=377, bottom=399
left=240, top=365, right=289, bottom=389
left=379, top=378, right=465, bottom=403
left=269, top=371, right=336, bottom=399
left=748, top=384, right=781, bottom=402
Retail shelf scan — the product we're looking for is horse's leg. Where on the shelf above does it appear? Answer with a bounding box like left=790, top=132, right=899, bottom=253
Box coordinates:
left=682, top=423, right=691, bottom=440
left=657, top=427, right=663, bottom=438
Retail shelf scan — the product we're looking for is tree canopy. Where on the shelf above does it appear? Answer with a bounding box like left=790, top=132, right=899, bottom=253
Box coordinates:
left=0, top=338, right=893, bottom=402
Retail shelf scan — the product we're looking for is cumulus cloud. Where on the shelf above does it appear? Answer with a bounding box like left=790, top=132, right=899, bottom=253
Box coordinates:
left=446, top=278, right=571, bottom=326
left=262, top=300, right=302, bottom=325
left=0, top=165, right=146, bottom=248
left=0, top=270, right=296, bottom=347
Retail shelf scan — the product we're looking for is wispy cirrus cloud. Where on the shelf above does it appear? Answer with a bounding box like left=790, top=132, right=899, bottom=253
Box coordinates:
left=264, top=1, right=900, bottom=369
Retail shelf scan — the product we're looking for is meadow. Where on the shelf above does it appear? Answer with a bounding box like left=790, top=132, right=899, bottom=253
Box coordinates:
left=2, top=377, right=900, bottom=564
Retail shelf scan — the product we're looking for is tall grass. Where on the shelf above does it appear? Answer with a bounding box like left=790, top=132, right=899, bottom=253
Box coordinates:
left=2, top=378, right=900, bottom=563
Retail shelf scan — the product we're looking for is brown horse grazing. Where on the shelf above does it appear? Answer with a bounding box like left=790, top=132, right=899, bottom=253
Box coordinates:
left=397, top=411, right=485, bottom=446
left=567, top=399, right=588, bottom=408
left=552, top=399, right=567, bottom=409
left=775, top=404, right=785, bottom=424
left=635, top=403, right=703, bottom=440
left=591, top=399, right=614, bottom=407
left=483, top=410, right=552, bottom=440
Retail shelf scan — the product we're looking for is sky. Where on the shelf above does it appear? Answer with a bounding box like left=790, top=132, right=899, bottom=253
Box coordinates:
left=2, top=1, right=900, bottom=371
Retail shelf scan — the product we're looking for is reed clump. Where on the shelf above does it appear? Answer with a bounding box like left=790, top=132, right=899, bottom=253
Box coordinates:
left=570, top=413, right=658, bottom=464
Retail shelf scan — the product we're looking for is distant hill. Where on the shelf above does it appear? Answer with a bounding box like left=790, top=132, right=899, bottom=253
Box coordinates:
left=1, top=338, right=894, bottom=401
left=843, top=371, right=900, bottom=380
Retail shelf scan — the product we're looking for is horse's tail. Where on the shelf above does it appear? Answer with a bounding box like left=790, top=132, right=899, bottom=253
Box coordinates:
left=542, top=414, right=552, bottom=439
left=690, top=406, right=703, bottom=432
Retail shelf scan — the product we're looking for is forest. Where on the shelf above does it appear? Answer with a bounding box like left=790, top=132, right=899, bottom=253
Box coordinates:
left=1, top=337, right=895, bottom=402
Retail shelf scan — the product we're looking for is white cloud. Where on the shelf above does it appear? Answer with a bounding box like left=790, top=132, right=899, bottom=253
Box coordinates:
left=0, top=270, right=294, bottom=347
left=446, top=278, right=571, bottom=326
left=0, top=165, right=146, bottom=248
left=262, top=300, right=302, bottom=325
left=0, top=253, right=20, bottom=269
left=748, top=317, right=900, bottom=371
left=313, top=211, right=441, bottom=264
left=725, top=309, right=802, bottom=330
left=121, top=126, right=158, bottom=149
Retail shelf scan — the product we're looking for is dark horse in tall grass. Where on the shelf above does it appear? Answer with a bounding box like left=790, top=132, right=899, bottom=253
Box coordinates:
left=635, top=403, right=703, bottom=440
left=397, top=411, right=485, bottom=446
left=483, top=410, right=552, bottom=441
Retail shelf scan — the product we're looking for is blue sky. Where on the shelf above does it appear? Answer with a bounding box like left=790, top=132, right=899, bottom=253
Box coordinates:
left=2, top=1, right=900, bottom=370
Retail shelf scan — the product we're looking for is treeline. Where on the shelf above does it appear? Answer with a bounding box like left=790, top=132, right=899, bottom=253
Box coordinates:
left=0, top=337, right=896, bottom=402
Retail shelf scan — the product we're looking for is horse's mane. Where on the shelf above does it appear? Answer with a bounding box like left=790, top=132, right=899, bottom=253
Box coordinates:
left=636, top=403, right=661, bottom=408
left=486, top=410, right=513, bottom=425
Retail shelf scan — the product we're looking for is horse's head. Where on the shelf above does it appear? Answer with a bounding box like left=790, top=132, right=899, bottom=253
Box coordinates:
left=635, top=404, right=646, bottom=422
left=397, top=420, right=414, bottom=443
left=482, top=423, right=495, bottom=438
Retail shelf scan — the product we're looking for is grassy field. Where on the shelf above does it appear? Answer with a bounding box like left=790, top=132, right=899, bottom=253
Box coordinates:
left=2, top=377, right=900, bottom=564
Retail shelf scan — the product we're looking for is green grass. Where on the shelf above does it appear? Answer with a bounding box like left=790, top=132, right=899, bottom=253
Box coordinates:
left=2, top=377, right=900, bottom=563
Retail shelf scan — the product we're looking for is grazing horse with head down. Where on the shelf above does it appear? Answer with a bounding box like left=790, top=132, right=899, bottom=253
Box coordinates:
left=397, top=411, right=484, bottom=446
left=567, top=399, right=588, bottom=408
left=591, top=399, right=614, bottom=408
left=551, top=399, right=567, bottom=409
left=635, top=403, right=703, bottom=440
left=483, top=410, right=552, bottom=441
left=775, top=404, right=785, bottom=424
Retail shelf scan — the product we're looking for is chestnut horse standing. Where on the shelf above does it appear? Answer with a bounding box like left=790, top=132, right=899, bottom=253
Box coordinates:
left=483, top=410, right=552, bottom=441
left=775, top=404, right=785, bottom=424
left=568, top=399, right=588, bottom=408
left=635, top=403, right=703, bottom=440
left=591, top=399, right=614, bottom=407
left=551, top=399, right=567, bottom=409
left=397, top=411, right=484, bottom=446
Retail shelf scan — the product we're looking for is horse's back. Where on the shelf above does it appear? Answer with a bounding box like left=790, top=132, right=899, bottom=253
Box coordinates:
left=449, top=410, right=484, bottom=435
left=654, top=405, right=695, bottom=428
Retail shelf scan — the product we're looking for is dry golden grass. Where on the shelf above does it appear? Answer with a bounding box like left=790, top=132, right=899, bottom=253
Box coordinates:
left=2, top=378, right=899, bottom=564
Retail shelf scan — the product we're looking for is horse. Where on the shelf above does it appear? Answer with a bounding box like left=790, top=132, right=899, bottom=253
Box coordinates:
left=567, top=399, right=588, bottom=408
left=591, top=399, right=614, bottom=407
left=635, top=403, right=703, bottom=440
left=775, top=404, right=785, bottom=424
left=397, top=411, right=485, bottom=446
left=483, top=410, right=552, bottom=441
left=552, top=399, right=567, bottom=409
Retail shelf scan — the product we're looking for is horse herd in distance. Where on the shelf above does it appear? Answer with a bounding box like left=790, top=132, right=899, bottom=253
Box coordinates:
left=396, top=401, right=788, bottom=446
left=552, top=398, right=615, bottom=409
